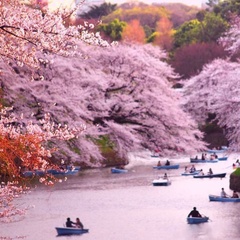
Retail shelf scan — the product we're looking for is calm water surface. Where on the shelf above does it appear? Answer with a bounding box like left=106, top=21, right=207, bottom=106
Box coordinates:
left=1, top=152, right=240, bottom=240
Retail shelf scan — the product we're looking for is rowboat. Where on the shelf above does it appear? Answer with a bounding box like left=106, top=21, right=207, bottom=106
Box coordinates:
left=46, top=169, right=79, bottom=175
left=153, top=164, right=179, bottom=170
left=206, top=147, right=227, bottom=154
left=111, top=167, right=128, bottom=173
left=209, top=195, right=240, bottom=202
left=193, top=173, right=226, bottom=178
left=181, top=170, right=201, bottom=176
left=190, top=158, right=218, bottom=163
left=55, top=227, right=89, bottom=236
left=218, top=157, right=228, bottom=161
left=22, top=170, right=45, bottom=177
left=152, top=178, right=171, bottom=186
left=187, top=216, right=209, bottom=224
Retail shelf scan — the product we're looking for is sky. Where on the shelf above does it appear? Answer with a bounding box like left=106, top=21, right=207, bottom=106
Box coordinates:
left=108, top=0, right=206, bottom=8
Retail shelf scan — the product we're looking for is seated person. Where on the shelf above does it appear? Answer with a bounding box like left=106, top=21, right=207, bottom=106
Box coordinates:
left=165, top=160, right=170, bottom=166
left=232, top=190, right=239, bottom=198
left=188, top=207, right=202, bottom=218
left=75, top=218, right=84, bottom=229
left=221, top=188, right=228, bottom=198
left=208, top=168, right=213, bottom=175
left=190, top=165, right=196, bottom=173
left=66, top=218, right=75, bottom=228
left=163, top=173, right=168, bottom=179
left=157, top=161, right=161, bottom=166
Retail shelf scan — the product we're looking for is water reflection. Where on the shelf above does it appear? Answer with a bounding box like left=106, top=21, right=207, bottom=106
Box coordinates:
left=1, top=153, right=240, bottom=240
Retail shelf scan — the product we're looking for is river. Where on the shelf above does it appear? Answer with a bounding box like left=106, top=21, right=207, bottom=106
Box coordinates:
left=1, top=151, right=240, bottom=240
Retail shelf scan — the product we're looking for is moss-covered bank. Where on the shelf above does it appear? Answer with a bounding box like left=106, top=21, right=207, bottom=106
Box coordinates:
left=230, top=168, right=240, bottom=191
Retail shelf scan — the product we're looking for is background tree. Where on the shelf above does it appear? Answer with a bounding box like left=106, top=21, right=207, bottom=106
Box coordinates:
left=210, top=0, right=240, bottom=21
left=173, top=12, right=228, bottom=50
left=102, top=5, right=169, bottom=30
left=173, top=19, right=201, bottom=49
left=97, top=19, right=126, bottom=41
left=79, top=2, right=117, bottom=20
left=197, top=12, right=229, bottom=42
left=152, top=17, right=174, bottom=51
left=171, top=42, right=228, bottom=79
left=121, top=20, right=145, bottom=43
left=158, top=3, right=200, bottom=28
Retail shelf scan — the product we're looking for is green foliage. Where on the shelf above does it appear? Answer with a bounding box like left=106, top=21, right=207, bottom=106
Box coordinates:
left=173, top=19, right=201, bottom=49
left=143, top=25, right=155, bottom=39
left=146, top=32, right=158, bottom=43
left=95, top=135, right=114, bottom=153
left=199, top=12, right=229, bottom=42
left=173, top=12, right=229, bottom=49
left=97, top=19, right=127, bottom=41
left=102, top=5, right=169, bottom=29
left=233, top=168, right=240, bottom=176
left=211, top=0, right=240, bottom=21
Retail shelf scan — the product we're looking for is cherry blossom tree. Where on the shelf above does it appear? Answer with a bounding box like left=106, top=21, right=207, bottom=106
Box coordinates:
left=219, top=15, right=240, bottom=57
left=183, top=15, right=240, bottom=151
left=183, top=58, right=240, bottom=151
left=0, top=0, right=109, bottom=68
left=1, top=42, right=206, bottom=163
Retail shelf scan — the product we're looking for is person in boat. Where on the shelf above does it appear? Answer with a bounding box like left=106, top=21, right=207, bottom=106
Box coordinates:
left=194, top=155, right=198, bottom=160
left=198, top=169, right=204, bottom=175
left=117, top=165, right=125, bottom=170
left=221, top=188, right=228, bottom=198
left=190, top=165, right=196, bottom=173
left=66, top=217, right=76, bottom=227
left=75, top=218, right=84, bottom=229
left=165, top=160, right=170, bottom=166
left=208, top=168, right=213, bottom=175
left=210, top=154, right=215, bottom=160
left=184, top=166, right=188, bottom=173
left=236, top=159, right=240, bottom=166
left=188, top=207, right=202, bottom=218
left=157, top=161, right=161, bottom=166
left=201, top=153, right=206, bottom=160
left=163, top=173, right=168, bottom=179
left=231, top=190, right=239, bottom=198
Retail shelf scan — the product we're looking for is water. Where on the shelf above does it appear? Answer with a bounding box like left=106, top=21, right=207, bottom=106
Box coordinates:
left=1, top=152, right=240, bottom=240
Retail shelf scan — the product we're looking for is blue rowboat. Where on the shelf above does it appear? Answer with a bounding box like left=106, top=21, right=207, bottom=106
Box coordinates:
left=218, top=157, right=228, bottom=161
left=55, top=227, right=89, bottom=236
left=111, top=167, right=128, bottom=173
left=46, top=169, right=79, bottom=175
left=209, top=195, right=240, bottom=202
left=193, top=173, right=226, bottom=178
left=187, top=216, right=209, bottom=224
left=152, top=178, right=171, bottom=186
left=207, top=149, right=227, bottom=154
left=66, top=166, right=81, bottom=170
left=181, top=170, right=201, bottom=176
left=190, top=158, right=218, bottom=163
left=153, top=164, right=179, bottom=170
left=22, top=170, right=45, bottom=177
